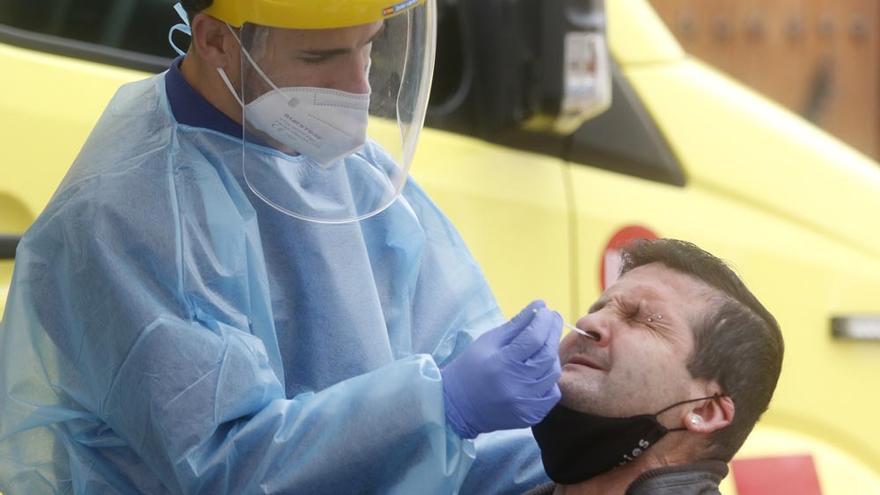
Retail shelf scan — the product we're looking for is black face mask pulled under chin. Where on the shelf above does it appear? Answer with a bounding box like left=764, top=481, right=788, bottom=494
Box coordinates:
left=531, top=396, right=718, bottom=484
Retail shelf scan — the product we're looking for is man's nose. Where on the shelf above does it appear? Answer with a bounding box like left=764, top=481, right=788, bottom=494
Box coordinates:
left=575, top=312, right=610, bottom=346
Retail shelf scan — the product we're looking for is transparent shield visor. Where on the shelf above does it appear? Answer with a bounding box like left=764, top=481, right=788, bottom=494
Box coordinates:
left=227, top=3, right=436, bottom=224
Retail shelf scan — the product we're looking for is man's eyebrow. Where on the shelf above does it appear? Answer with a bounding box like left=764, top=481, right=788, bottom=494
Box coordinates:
left=301, top=24, right=386, bottom=57
left=588, top=294, right=610, bottom=314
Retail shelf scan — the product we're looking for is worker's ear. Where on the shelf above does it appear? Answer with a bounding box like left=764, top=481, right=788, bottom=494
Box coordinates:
left=190, top=13, right=239, bottom=71
left=683, top=393, right=734, bottom=434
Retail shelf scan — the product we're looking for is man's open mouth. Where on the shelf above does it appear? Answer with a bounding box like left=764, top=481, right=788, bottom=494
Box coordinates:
left=565, top=355, right=606, bottom=371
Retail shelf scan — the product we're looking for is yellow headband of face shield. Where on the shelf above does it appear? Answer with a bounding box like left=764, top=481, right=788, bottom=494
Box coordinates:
left=202, top=0, right=426, bottom=29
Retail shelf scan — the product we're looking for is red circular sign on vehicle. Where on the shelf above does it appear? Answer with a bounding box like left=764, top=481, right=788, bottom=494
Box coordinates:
left=600, top=225, right=659, bottom=291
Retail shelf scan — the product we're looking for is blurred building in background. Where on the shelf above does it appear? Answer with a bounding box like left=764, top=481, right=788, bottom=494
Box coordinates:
left=649, top=0, right=880, bottom=162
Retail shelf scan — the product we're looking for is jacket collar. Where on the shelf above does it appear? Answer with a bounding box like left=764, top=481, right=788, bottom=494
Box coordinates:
left=164, top=56, right=242, bottom=139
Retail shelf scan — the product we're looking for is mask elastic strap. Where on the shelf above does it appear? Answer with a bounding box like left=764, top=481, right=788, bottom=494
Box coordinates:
left=167, top=2, right=192, bottom=57
left=217, top=68, right=245, bottom=107
left=654, top=394, right=722, bottom=432
left=224, top=24, right=286, bottom=94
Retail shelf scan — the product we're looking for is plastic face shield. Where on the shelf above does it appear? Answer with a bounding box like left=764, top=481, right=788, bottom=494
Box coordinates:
left=223, top=1, right=436, bottom=224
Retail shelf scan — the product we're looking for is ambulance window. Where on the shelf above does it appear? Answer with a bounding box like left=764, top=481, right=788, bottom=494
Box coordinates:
left=0, top=0, right=174, bottom=72
left=568, top=63, right=686, bottom=187
left=430, top=0, right=468, bottom=115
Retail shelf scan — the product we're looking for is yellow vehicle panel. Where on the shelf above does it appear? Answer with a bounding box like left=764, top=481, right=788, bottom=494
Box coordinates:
left=411, top=133, right=572, bottom=318
left=0, top=43, right=145, bottom=219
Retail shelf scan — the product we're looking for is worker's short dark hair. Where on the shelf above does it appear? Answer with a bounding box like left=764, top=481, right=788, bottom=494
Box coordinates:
left=619, top=239, right=784, bottom=462
left=180, top=0, right=214, bottom=22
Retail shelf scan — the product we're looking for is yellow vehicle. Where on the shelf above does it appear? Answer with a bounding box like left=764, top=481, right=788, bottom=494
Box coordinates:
left=2, top=0, right=879, bottom=493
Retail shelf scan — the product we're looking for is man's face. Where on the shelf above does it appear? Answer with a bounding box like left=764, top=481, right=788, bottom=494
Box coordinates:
left=243, top=21, right=384, bottom=97
left=558, top=262, right=718, bottom=417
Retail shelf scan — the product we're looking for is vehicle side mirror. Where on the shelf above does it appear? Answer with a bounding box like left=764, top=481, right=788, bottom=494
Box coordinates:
left=428, top=0, right=610, bottom=137
left=524, top=0, right=611, bottom=134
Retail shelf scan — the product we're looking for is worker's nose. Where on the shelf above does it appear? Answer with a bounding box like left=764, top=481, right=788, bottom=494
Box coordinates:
left=325, top=50, right=371, bottom=94
left=336, top=51, right=372, bottom=94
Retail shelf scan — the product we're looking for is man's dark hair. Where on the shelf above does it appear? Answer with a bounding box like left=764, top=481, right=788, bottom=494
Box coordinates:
left=180, top=0, right=214, bottom=22
left=619, top=238, right=784, bottom=462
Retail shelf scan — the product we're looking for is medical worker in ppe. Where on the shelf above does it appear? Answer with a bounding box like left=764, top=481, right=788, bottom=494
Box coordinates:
left=0, top=0, right=565, bottom=493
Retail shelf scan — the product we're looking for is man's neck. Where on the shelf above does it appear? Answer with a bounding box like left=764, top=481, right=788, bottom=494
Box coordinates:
left=552, top=450, right=683, bottom=495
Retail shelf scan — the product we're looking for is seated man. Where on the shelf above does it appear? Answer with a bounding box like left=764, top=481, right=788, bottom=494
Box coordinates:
left=528, top=239, right=784, bottom=495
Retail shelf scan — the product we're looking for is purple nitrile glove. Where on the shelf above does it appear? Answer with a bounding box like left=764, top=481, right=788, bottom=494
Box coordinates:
left=442, top=300, right=563, bottom=439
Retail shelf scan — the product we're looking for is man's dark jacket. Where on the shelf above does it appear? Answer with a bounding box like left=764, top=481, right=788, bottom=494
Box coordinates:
left=524, top=460, right=728, bottom=495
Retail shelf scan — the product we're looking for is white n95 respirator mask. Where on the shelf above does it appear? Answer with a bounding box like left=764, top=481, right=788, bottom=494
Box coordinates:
left=241, top=83, right=370, bottom=168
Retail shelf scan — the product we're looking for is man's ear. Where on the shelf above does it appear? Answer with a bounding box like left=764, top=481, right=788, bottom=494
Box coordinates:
left=684, top=394, right=734, bottom=434
left=190, top=13, right=237, bottom=69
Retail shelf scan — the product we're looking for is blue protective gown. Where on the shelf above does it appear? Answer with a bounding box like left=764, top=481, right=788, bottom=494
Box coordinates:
left=0, top=59, right=547, bottom=494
